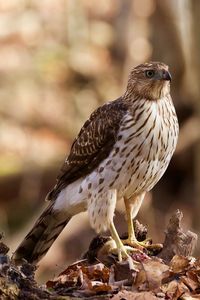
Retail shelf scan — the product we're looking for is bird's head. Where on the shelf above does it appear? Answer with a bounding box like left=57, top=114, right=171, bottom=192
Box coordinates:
left=126, top=62, right=171, bottom=101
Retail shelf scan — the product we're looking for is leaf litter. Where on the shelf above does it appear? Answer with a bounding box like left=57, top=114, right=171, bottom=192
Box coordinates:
left=1, top=210, right=200, bottom=299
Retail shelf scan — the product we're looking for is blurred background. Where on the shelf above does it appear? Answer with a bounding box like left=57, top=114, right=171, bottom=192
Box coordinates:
left=0, top=0, right=200, bottom=282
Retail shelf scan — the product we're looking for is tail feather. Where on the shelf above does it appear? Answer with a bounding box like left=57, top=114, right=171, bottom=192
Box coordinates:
left=12, top=202, right=71, bottom=264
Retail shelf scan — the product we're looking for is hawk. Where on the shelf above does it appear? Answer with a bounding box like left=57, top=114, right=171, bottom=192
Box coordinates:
left=13, top=62, right=179, bottom=264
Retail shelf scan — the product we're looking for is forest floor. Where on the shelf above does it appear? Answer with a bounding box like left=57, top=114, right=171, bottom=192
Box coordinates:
left=1, top=210, right=200, bottom=300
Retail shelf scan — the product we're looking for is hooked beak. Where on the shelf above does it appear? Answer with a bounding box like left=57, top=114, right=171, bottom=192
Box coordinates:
left=162, top=69, right=172, bottom=81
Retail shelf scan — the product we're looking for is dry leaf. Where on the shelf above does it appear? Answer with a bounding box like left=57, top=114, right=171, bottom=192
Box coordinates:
left=91, top=282, right=112, bottom=293
left=180, top=294, right=200, bottom=300
left=136, top=257, right=169, bottom=290
left=113, top=259, right=136, bottom=285
left=81, top=263, right=110, bottom=282
left=161, top=280, right=189, bottom=299
left=181, top=273, right=199, bottom=292
left=46, top=264, right=82, bottom=288
left=111, top=290, right=159, bottom=300
left=170, top=255, right=195, bottom=273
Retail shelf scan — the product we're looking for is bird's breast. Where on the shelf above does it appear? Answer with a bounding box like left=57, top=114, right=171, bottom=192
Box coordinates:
left=80, top=97, right=178, bottom=203
left=105, top=97, right=179, bottom=198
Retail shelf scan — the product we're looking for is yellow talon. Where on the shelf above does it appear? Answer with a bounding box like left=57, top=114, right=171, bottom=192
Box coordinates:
left=123, top=197, right=162, bottom=253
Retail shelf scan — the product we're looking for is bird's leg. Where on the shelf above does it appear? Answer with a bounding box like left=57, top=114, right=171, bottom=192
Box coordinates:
left=122, top=195, right=162, bottom=253
left=122, top=197, right=145, bottom=249
left=109, top=221, right=140, bottom=268
left=125, top=198, right=137, bottom=242
left=110, top=221, right=129, bottom=261
left=107, top=190, right=139, bottom=262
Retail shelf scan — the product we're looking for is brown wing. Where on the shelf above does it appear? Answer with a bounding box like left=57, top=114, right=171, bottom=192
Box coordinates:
left=47, top=97, right=127, bottom=200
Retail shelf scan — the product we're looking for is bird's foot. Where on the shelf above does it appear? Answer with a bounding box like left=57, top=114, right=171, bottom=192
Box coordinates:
left=122, top=237, right=151, bottom=249
left=111, top=245, right=139, bottom=271
left=122, top=237, right=163, bottom=255
left=110, top=244, right=140, bottom=269
left=110, top=244, right=126, bottom=260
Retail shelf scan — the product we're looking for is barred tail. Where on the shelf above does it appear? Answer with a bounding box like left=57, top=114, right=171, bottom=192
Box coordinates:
left=12, top=202, right=71, bottom=264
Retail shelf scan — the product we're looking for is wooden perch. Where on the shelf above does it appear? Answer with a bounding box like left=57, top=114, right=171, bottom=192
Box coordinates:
left=158, top=209, right=198, bottom=262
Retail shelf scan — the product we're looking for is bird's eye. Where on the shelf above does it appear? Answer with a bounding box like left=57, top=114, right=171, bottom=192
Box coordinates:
left=145, top=70, right=155, bottom=78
